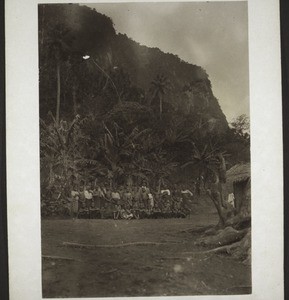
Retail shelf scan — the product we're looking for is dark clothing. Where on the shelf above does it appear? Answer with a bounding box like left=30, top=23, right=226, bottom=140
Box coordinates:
left=78, top=207, right=89, bottom=219
left=89, top=208, right=101, bottom=219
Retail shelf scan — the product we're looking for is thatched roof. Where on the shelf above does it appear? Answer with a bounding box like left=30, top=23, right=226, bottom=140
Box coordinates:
left=226, top=163, right=250, bottom=184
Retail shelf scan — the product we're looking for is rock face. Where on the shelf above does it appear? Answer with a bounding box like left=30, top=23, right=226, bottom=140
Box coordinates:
left=109, top=33, right=228, bottom=131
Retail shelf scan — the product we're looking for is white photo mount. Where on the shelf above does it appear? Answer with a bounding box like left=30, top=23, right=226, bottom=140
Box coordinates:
left=6, top=0, right=283, bottom=299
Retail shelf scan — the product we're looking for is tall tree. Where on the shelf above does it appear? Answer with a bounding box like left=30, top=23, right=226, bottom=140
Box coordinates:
left=150, top=74, right=171, bottom=120
left=230, top=114, right=250, bottom=141
left=43, top=23, right=72, bottom=125
left=182, top=142, right=232, bottom=226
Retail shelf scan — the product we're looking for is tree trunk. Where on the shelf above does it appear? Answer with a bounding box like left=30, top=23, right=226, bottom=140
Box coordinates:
left=158, top=178, right=162, bottom=193
left=234, top=179, right=251, bottom=218
left=56, top=62, right=61, bottom=125
left=207, top=154, right=232, bottom=227
left=207, top=186, right=229, bottom=227
left=72, top=85, right=77, bottom=115
left=159, top=96, right=162, bottom=120
left=49, top=162, right=54, bottom=188
left=200, top=156, right=251, bottom=263
left=195, top=226, right=249, bottom=247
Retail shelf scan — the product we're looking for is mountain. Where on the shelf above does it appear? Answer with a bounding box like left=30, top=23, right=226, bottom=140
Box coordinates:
left=39, top=3, right=228, bottom=135
left=39, top=3, right=249, bottom=191
left=110, top=33, right=228, bottom=129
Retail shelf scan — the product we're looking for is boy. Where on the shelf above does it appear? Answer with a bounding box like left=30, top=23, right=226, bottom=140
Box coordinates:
left=111, top=188, right=121, bottom=203
left=138, top=201, right=146, bottom=219
left=148, top=193, right=154, bottom=213
left=92, top=184, right=103, bottom=210
left=102, top=202, right=113, bottom=219
left=70, top=185, right=79, bottom=220
left=121, top=207, right=133, bottom=220
left=151, top=202, right=161, bottom=219
left=89, top=200, right=100, bottom=219
left=84, top=184, right=93, bottom=209
left=98, top=184, right=107, bottom=209
left=123, top=187, right=133, bottom=208
left=78, top=202, right=89, bottom=219
left=138, top=182, right=150, bottom=210
left=111, top=187, right=121, bottom=219
left=132, top=199, right=140, bottom=219
left=113, top=203, right=121, bottom=220
left=181, top=187, right=193, bottom=216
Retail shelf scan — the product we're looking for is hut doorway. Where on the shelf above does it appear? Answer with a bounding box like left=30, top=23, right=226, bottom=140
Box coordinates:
left=233, top=179, right=249, bottom=214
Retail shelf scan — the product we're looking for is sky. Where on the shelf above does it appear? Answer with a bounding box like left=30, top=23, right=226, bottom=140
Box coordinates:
left=84, top=2, right=249, bottom=122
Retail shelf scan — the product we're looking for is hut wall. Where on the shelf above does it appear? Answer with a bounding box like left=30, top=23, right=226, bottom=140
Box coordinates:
left=240, top=179, right=251, bottom=217
left=233, top=181, right=244, bottom=213
left=233, top=178, right=251, bottom=217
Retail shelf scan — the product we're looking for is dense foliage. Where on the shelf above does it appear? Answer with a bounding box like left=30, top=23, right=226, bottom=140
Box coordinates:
left=39, top=4, right=250, bottom=202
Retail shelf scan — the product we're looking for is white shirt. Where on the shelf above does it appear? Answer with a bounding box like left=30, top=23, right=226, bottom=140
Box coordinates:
left=111, top=192, right=120, bottom=200
left=84, top=190, right=93, bottom=200
left=161, top=189, right=171, bottom=195
left=71, top=190, right=79, bottom=197
left=181, top=189, right=193, bottom=196
left=228, top=193, right=235, bottom=207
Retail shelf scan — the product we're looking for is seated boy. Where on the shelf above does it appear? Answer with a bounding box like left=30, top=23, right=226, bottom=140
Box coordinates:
left=78, top=202, right=89, bottom=219
left=120, top=206, right=133, bottom=220
left=92, top=185, right=103, bottom=210
left=100, top=204, right=106, bottom=219
left=138, top=201, right=147, bottom=219
left=102, top=202, right=113, bottom=219
left=113, top=203, right=121, bottom=220
left=132, top=199, right=140, bottom=219
left=150, top=203, right=161, bottom=219
left=89, top=200, right=100, bottom=219
left=162, top=199, right=172, bottom=218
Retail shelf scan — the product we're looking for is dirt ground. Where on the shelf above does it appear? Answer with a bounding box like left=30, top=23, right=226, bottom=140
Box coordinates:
left=42, top=212, right=251, bottom=298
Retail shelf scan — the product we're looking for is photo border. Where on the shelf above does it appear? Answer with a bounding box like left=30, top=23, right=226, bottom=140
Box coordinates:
left=5, top=0, right=283, bottom=299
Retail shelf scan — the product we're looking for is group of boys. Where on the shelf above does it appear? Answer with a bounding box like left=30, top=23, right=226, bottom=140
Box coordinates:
left=69, top=181, right=195, bottom=220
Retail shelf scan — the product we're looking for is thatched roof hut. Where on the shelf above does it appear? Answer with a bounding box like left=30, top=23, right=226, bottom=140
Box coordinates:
left=226, top=163, right=250, bottom=187
left=226, top=163, right=251, bottom=216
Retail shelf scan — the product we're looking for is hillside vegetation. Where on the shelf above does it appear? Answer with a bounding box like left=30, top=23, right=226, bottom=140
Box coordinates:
left=39, top=4, right=250, bottom=194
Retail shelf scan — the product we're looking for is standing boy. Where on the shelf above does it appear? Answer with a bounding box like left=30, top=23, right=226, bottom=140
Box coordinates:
left=70, top=185, right=79, bottom=220
left=84, top=183, right=93, bottom=208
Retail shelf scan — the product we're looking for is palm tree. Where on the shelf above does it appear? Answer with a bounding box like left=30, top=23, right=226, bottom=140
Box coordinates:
left=99, top=122, right=151, bottom=187
left=182, top=143, right=220, bottom=179
left=136, top=147, right=178, bottom=192
left=150, top=74, right=171, bottom=120
left=45, top=23, right=72, bottom=125
left=182, top=142, right=231, bottom=226
left=40, top=114, right=92, bottom=196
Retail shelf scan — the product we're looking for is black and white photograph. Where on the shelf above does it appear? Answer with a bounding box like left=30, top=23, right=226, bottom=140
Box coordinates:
left=39, top=2, right=252, bottom=298
left=5, top=0, right=285, bottom=298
